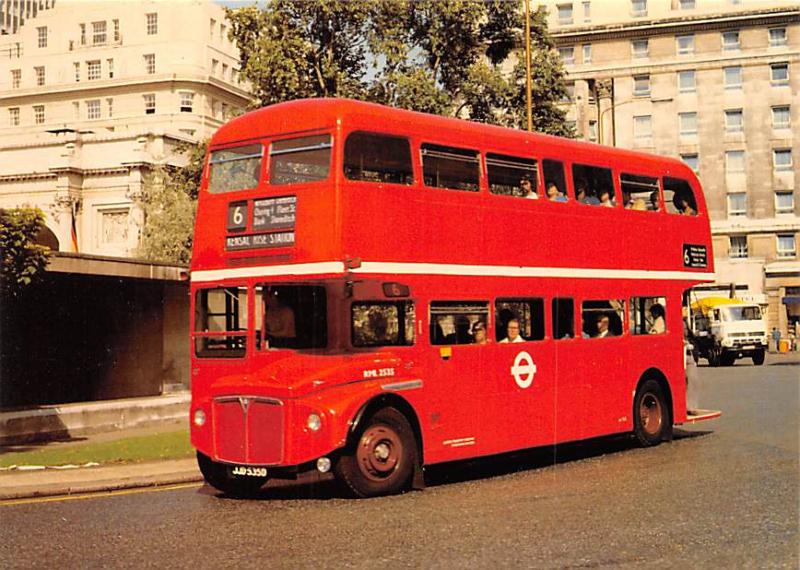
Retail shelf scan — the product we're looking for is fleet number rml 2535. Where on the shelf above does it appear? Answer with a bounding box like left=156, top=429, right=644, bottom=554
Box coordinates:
left=363, top=368, right=395, bottom=379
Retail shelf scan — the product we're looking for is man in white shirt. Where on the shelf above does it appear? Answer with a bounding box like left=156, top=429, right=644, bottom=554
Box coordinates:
left=595, top=315, right=614, bottom=338
left=499, top=318, right=525, bottom=343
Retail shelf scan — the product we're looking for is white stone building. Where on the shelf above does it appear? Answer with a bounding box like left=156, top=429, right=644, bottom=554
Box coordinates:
left=0, top=0, right=251, bottom=257
left=536, top=0, right=800, bottom=334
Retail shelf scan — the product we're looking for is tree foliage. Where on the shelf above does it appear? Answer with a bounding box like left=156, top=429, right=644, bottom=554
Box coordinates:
left=226, top=0, right=573, bottom=135
left=0, top=208, right=51, bottom=298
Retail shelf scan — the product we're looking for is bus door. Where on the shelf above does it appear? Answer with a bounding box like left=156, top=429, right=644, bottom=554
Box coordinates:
left=485, top=297, right=556, bottom=454
left=425, top=301, right=492, bottom=462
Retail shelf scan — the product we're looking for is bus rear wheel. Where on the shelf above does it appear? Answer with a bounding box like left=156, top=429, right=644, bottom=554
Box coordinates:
left=197, top=452, right=267, bottom=498
left=335, top=407, right=416, bottom=498
left=633, top=379, right=672, bottom=447
left=752, top=349, right=765, bottom=365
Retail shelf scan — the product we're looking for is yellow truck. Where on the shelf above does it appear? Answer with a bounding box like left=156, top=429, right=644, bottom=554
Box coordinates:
left=689, top=297, right=767, bottom=366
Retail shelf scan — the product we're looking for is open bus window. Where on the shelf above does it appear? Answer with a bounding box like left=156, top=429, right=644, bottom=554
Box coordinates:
left=581, top=300, right=625, bottom=338
left=663, top=177, right=698, bottom=216
left=630, top=296, right=667, bottom=335
left=208, top=144, right=262, bottom=194
left=542, top=159, right=568, bottom=201
left=194, top=287, right=247, bottom=358
left=552, top=298, right=574, bottom=339
left=421, top=143, right=480, bottom=192
left=430, top=301, right=489, bottom=345
left=620, top=173, right=660, bottom=211
left=572, top=163, right=615, bottom=206
left=269, top=134, right=332, bottom=186
left=486, top=153, right=539, bottom=198
left=255, top=285, right=327, bottom=350
left=495, top=298, right=545, bottom=342
left=344, top=132, right=414, bottom=185
left=352, top=302, right=415, bottom=347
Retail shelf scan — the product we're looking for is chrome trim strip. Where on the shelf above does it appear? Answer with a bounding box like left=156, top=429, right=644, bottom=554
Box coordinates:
left=381, top=380, right=423, bottom=392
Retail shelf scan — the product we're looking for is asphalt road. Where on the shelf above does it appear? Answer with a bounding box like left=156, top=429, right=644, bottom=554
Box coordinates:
left=2, top=358, right=797, bottom=569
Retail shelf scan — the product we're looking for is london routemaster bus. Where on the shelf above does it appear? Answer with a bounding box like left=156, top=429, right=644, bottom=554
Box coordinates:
left=190, top=98, right=721, bottom=498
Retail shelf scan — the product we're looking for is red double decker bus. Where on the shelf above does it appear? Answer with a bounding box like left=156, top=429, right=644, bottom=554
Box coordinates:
left=190, top=98, right=719, bottom=497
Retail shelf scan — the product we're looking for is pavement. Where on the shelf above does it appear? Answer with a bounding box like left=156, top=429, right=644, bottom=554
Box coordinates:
left=1, top=351, right=798, bottom=502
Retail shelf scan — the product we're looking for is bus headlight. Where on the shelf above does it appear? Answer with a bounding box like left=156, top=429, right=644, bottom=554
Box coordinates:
left=306, top=413, right=322, bottom=432
left=193, top=409, right=206, bottom=427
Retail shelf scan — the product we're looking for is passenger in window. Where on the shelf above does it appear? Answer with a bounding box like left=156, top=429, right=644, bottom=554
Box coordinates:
left=649, top=191, right=660, bottom=211
left=499, top=318, right=525, bottom=343
left=673, top=193, right=697, bottom=215
left=599, top=189, right=614, bottom=207
left=264, top=289, right=296, bottom=343
left=545, top=180, right=567, bottom=202
left=472, top=321, right=488, bottom=345
left=520, top=175, right=538, bottom=199
left=649, top=304, right=666, bottom=334
left=595, top=314, right=615, bottom=338
left=575, top=179, right=600, bottom=205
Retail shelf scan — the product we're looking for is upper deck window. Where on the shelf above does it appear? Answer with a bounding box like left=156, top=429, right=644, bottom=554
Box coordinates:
left=620, top=173, right=660, bottom=211
left=421, top=143, right=480, bottom=192
left=209, top=144, right=262, bottom=194
left=269, top=134, right=332, bottom=186
left=344, top=132, right=413, bottom=185
left=663, top=177, right=698, bottom=216
left=572, top=163, right=615, bottom=206
left=486, top=153, right=539, bottom=198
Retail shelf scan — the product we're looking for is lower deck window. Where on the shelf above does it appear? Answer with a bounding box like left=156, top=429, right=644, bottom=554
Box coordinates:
left=495, top=298, right=545, bottom=342
left=582, top=300, right=625, bottom=338
left=630, top=296, right=666, bottom=335
left=552, top=298, right=574, bottom=339
left=194, top=287, right=248, bottom=358
left=430, top=301, right=489, bottom=345
left=352, top=301, right=415, bottom=347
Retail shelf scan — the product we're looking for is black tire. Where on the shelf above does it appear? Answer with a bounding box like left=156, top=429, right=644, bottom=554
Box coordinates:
left=197, top=452, right=268, bottom=498
left=633, top=379, right=672, bottom=447
left=334, top=407, right=417, bottom=498
left=752, top=349, right=765, bottom=366
left=707, top=344, right=721, bottom=367
left=721, top=352, right=736, bottom=366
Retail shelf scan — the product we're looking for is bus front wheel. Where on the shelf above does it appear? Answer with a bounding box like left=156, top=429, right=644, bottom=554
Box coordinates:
left=335, top=407, right=416, bottom=498
left=197, top=452, right=267, bottom=498
left=633, top=379, right=672, bottom=447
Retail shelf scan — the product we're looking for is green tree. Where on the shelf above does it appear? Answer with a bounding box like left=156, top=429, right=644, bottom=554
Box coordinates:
left=226, top=0, right=573, bottom=136
left=0, top=208, right=51, bottom=298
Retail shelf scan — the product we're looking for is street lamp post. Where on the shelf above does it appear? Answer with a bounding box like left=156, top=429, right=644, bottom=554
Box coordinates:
left=524, top=0, right=533, bottom=132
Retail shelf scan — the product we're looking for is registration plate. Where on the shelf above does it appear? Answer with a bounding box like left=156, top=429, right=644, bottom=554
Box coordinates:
left=231, top=465, right=267, bottom=477
left=742, top=345, right=755, bottom=350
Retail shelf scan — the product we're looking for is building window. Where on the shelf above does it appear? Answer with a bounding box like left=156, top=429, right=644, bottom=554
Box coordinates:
left=773, top=149, right=793, bottom=172
left=724, top=66, right=742, bottom=89
left=678, top=70, right=696, bottom=93
left=721, top=31, right=740, bottom=51
left=72, top=101, right=80, bottom=119
left=144, top=94, right=156, bottom=115
left=587, top=120, right=597, bottom=142
left=33, top=105, right=45, bottom=125
left=557, top=4, right=573, bottom=25
left=86, top=99, right=101, bottom=120
left=79, top=23, right=86, bottom=46
left=582, top=44, right=592, bottom=64
left=769, top=28, right=787, bottom=47
left=146, top=13, right=158, bottom=35
left=93, top=21, right=106, bottom=44
left=775, top=192, right=794, bottom=215
left=726, top=150, right=745, bottom=173
left=631, top=39, right=649, bottom=59
left=107, top=98, right=114, bottom=118
left=679, top=0, right=695, bottom=8
left=87, top=60, right=101, bottom=80
left=631, top=0, right=647, bottom=17
left=9, top=107, right=19, bottom=127
left=180, top=92, right=194, bottom=113
left=113, top=19, right=120, bottom=42
left=583, top=1, right=591, bottom=22
left=222, top=63, right=229, bottom=80
left=679, top=112, right=697, bottom=136
left=211, top=59, right=219, bottom=76
left=34, top=66, right=45, bottom=86
left=633, top=74, right=650, bottom=97
left=772, top=106, right=791, bottom=130
left=771, top=63, right=789, bottom=86
left=729, top=236, right=748, bottom=259
left=676, top=34, right=695, bottom=55
left=144, top=54, right=156, bottom=74
left=107, top=58, right=114, bottom=78
left=680, top=153, right=699, bottom=172
left=220, top=24, right=227, bottom=41
left=209, top=18, right=216, bottom=39
left=561, top=81, right=575, bottom=102
left=11, top=69, right=20, bottom=89
left=725, top=109, right=743, bottom=133
left=777, top=235, right=797, bottom=258
left=558, top=46, right=575, bottom=65
left=727, top=193, right=746, bottom=217
left=633, top=115, right=652, bottom=140
left=37, top=26, right=47, bottom=48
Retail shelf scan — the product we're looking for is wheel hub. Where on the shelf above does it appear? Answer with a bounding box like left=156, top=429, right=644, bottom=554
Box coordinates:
left=640, top=393, right=663, bottom=436
left=357, top=425, right=402, bottom=481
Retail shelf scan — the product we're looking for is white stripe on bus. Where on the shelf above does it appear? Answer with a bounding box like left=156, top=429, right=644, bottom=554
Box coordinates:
left=190, top=261, right=714, bottom=283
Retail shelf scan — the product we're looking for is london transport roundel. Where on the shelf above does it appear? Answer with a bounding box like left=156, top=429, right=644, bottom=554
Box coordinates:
left=510, top=351, right=537, bottom=389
